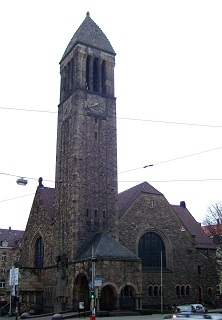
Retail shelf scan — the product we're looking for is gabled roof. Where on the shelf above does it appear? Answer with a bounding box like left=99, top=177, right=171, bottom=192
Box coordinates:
left=118, top=181, right=216, bottom=250
left=75, top=232, right=140, bottom=261
left=172, top=204, right=216, bottom=249
left=39, top=187, right=55, bottom=224
left=118, top=181, right=162, bottom=218
left=0, top=228, right=24, bottom=247
left=61, top=12, right=115, bottom=61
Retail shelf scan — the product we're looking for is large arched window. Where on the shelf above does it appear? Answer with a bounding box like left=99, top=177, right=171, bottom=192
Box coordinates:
left=34, top=237, right=44, bottom=268
left=138, top=232, right=166, bottom=271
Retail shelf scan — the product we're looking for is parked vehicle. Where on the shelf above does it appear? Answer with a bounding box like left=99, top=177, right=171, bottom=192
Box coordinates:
left=176, top=304, right=207, bottom=314
left=164, top=314, right=222, bottom=319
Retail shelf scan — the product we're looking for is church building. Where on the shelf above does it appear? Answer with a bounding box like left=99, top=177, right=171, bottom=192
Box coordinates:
left=15, top=13, right=219, bottom=314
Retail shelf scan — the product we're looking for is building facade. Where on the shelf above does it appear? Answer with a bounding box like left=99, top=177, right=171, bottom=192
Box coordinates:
left=0, top=228, right=23, bottom=315
left=8, top=13, right=220, bottom=315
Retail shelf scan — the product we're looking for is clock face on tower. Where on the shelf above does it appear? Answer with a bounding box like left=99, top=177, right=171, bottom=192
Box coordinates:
left=87, top=95, right=106, bottom=116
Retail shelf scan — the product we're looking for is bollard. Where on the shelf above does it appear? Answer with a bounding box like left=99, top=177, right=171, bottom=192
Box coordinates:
left=20, top=312, right=31, bottom=319
left=52, top=313, right=63, bottom=320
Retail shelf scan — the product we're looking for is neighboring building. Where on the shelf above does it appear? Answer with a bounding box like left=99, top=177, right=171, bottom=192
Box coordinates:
left=202, top=223, right=222, bottom=245
left=9, top=12, right=220, bottom=314
left=0, top=228, right=23, bottom=312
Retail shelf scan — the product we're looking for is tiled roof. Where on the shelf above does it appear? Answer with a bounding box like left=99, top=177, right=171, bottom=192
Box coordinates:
left=201, top=224, right=222, bottom=237
left=118, top=182, right=215, bottom=250
left=75, top=232, right=140, bottom=261
left=61, top=12, right=115, bottom=61
left=0, top=228, right=24, bottom=247
left=118, top=181, right=162, bottom=218
left=201, top=225, right=213, bottom=237
left=172, top=204, right=216, bottom=249
left=6, top=183, right=214, bottom=251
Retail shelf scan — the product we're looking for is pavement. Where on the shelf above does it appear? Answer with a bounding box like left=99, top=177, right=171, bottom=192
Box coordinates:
left=1, top=309, right=222, bottom=320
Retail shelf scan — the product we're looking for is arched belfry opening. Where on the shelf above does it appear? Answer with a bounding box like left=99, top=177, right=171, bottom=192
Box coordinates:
left=93, top=58, right=99, bottom=92
left=85, top=56, right=107, bottom=95
left=86, top=56, right=90, bottom=90
left=101, top=61, right=106, bottom=94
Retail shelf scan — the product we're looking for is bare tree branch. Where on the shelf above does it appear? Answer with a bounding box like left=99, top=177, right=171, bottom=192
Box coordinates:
left=202, top=202, right=222, bottom=236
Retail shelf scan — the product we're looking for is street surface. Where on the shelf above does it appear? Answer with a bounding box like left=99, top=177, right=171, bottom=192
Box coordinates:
left=1, top=316, right=166, bottom=320
left=1, top=310, right=222, bottom=320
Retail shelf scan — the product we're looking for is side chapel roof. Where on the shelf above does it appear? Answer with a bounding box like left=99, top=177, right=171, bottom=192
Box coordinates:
left=75, top=232, right=139, bottom=261
left=61, top=12, right=115, bottom=61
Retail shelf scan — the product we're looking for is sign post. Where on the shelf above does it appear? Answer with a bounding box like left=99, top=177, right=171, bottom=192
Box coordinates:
left=9, top=267, right=19, bottom=315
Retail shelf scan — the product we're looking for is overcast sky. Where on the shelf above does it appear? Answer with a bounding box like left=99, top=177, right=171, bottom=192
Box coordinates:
left=1, top=0, right=222, bottom=230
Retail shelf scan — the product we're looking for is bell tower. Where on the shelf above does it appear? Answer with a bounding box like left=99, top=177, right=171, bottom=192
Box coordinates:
left=54, top=13, right=118, bottom=259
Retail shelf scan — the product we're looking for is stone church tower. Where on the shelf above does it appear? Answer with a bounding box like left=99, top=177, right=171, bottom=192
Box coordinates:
left=54, top=12, right=119, bottom=261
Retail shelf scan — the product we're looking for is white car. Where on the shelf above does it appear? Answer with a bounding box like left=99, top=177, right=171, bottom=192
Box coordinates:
left=176, top=304, right=207, bottom=314
left=164, top=313, right=222, bottom=319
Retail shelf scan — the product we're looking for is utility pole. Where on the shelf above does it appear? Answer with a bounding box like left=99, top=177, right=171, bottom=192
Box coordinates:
left=90, top=247, right=96, bottom=318
left=160, top=251, right=163, bottom=315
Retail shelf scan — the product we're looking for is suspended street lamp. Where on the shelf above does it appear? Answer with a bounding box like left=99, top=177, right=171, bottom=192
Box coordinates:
left=16, top=177, right=28, bottom=186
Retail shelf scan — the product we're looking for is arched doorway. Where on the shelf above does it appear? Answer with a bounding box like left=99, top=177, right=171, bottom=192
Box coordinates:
left=73, top=274, right=89, bottom=311
left=120, top=285, right=136, bottom=309
left=100, top=285, right=117, bottom=311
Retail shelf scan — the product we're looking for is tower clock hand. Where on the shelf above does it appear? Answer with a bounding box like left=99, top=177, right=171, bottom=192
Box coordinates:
left=89, top=102, right=99, bottom=108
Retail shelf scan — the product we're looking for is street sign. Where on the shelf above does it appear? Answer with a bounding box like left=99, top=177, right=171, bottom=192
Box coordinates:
left=94, top=279, right=102, bottom=287
left=9, top=268, right=19, bottom=286
left=94, top=277, right=103, bottom=287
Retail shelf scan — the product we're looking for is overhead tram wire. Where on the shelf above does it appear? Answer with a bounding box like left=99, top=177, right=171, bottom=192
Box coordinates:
left=117, top=117, right=222, bottom=128
left=1, top=145, right=222, bottom=184
left=119, top=146, right=222, bottom=174
left=0, top=193, right=35, bottom=203
left=0, top=106, right=57, bottom=114
left=118, top=178, right=222, bottom=183
left=0, top=172, right=54, bottom=183
left=1, top=173, right=222, bottom=205
left=1, top=106, right=222, bottom=128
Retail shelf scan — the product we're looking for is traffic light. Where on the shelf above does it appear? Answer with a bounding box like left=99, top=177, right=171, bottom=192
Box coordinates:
left=94, top=288, right=101, bottom=299
left=90, top=289, right=95, bottom=300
